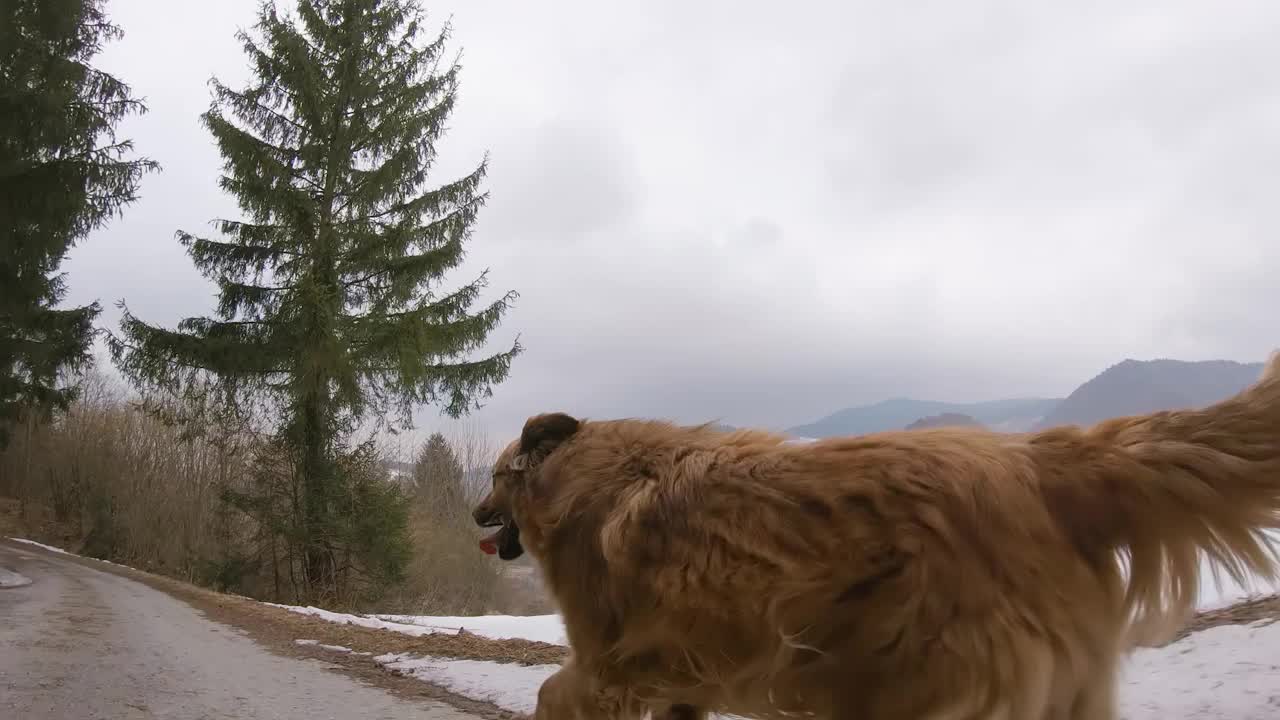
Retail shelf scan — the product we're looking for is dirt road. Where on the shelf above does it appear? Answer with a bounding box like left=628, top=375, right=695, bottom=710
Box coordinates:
left=0, top=540, right=479, bottom=720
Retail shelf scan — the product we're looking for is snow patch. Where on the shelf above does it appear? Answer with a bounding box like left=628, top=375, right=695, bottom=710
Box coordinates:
left=267, top=603, right=452, bottom=638
left=375, top=652, right=558, bottom=715
left=276, top=561, right=1275, bottom=652
left=1119, top=618, right=1280, bottom=719
left=9, top=538, right=72, bottom=555
left=369, top=620, right=1280, bottom=719
left=5, top=538, right=128, bottom=570
left=296, top=639, right=362, bottom=654
left=368, top=613, right=566, bottom=645
left=266, top=603, right=568, bottom=645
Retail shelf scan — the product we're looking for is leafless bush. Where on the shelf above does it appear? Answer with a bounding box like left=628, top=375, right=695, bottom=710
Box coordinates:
left=0, top=375, right=554, bottom=616
left=0, top=371, right=257, bottom=583
left=447, top=418, right=501, bottom=506
left=375, top=422, right=506, bottom=615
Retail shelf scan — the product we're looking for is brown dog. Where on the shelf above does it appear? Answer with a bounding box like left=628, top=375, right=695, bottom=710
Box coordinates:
left=474, top=353, right=1280, bottom=720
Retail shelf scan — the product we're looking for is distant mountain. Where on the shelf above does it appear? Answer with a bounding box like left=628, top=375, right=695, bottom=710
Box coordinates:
left=1033, top=358, right=1266, bottom=430
left=788, top=397, right=1060, bottom=438
left=905, top=413, right=984, bottom=431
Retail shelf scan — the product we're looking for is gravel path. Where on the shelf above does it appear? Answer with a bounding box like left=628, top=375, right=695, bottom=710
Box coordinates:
left=0, top=541, right=479, bottom=720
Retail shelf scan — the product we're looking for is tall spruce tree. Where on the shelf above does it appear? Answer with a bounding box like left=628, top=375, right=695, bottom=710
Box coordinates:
left=108, top=0, right=519, bottom=598
left=0, top=0, right=157, bottom=446
left=411, top=431, right=464, bottom=505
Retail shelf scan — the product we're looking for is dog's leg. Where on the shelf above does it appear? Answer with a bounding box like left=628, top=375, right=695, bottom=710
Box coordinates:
left=651, top=703, right=705, bottom=720
left=537, top=662, right=676, bottom=720
left=1068, top=669, right=1116, bottom=720
left=535, top=665, right=597, bottom=720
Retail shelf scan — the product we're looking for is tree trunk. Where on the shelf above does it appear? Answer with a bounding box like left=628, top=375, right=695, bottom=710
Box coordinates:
left=19, top=411, right=34, bottom=518
left=299, top=393, right=336, bottom=601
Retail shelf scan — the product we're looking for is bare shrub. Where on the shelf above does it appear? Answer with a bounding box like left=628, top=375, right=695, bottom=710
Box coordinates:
left=0, top=376, right=555, bottom=616
left=377, top=423, right=505, bottom=615
left=0, top=371, right=256, bottom=581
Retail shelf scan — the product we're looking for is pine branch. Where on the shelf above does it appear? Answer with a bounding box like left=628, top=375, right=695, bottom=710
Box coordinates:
left=356, top=161, right=487, bottom=222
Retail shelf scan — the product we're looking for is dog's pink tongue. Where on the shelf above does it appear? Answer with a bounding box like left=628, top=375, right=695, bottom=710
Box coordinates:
left=479, top=529, right=500, bottom=555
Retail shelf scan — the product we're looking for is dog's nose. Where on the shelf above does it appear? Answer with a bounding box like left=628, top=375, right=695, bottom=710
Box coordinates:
left=473, top=504, right=499, bottom=527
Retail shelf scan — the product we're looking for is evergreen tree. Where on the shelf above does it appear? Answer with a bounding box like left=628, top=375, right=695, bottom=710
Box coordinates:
left=411, top=431, right=464, bottom=507
left=108, top=0, right=519, bottom=599
left=0, top=0, right=157, bottom=446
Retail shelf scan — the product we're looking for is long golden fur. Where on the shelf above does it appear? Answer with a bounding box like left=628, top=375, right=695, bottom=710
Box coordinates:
left=472, top=352, right=1280, bottom=720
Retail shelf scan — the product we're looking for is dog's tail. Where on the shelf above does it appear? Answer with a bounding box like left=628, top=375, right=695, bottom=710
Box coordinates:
left=1033, top=351, right=1280, bottom=644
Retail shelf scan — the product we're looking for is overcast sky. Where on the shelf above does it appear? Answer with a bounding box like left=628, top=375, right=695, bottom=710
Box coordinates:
left=68, top=0, right=1280, bottom=448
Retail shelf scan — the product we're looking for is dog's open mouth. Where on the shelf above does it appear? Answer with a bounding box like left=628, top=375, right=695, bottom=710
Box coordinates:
left=478, top=518, right=524, bottom=560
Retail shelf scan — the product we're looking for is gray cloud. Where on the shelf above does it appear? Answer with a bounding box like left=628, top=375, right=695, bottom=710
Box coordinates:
left=63, top=0, right=1280, bottom=447
left=482, top=121, right=639, bottom=242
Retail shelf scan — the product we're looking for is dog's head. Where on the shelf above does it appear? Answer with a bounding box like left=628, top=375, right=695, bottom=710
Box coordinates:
left=472, top=412, right=581, bottom=561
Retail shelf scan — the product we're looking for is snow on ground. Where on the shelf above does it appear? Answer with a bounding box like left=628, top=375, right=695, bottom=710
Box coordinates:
left=13, top=531, right=1280, bottom=717
left=9, top=538, right=73, bottom=555
left=295, top=549, right=1280, bottom=718
left=0, top=567, right=32, bottom=588
left=270, top=566, right=1272, bottom=649
left=334, top=554, right=1270, bottom=646
left=294, top=639, right=366, bottom=654
left=295, top=619, right=1280, bottom=719
left=264, top=602, right=560, bottom=642
left=1119, top=619, right=1280, bottom=719
left=368, top=613, right=566, bottom=645
left=376, top=653, right=559, bottom=715
left=266, top=602, right=569, bottom=644
left=272, top=557, right=1279, bottom=717
left=7, top=537, right=130, bottom=570
left=266, top=603, right=440, bottom=636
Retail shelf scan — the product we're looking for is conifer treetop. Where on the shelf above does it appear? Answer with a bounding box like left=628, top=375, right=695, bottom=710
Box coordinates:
left=1, top=0, right=158, bottom=443
left=110, top=0, right=519, bottom=430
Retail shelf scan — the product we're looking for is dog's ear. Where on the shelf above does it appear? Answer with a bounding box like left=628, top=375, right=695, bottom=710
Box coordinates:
left=511, top=412, right=580, bottom=470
